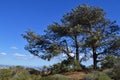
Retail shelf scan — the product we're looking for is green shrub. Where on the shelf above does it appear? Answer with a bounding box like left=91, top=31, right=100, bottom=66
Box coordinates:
left=51, top=74, right=67, bottom=80
left=103, top=58, right=120, bottom=80
left=103, top=69, right=114, bottom=79
left=83, top=71, right=112, bottom=80
left=0, top=69, right=12, bottom=80
left=41, top=74, right=67, bottom=80
left=101, top=55, right=116, bottom=69
left=50, top=63, right=61, bottom=74
left=0, top=66, right=42, bottom=80
left=98, top=72, right=112, bottom=80
left=73, top=60, right=82, bottom=71
left=50, top=59, right=82, bottom=74
left=31, top=75, right=41, bottom=80
left=111, top=60, right=120, bottom=80
left=50, top=63, right=72, bottom=74
left=11, top=71, right=32, bottom=80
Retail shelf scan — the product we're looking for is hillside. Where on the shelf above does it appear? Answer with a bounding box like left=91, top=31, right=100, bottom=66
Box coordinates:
left=0, top=66, right=88, bottom=80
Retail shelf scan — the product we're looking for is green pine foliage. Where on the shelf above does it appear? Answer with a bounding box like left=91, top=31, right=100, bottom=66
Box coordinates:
left=22, top=4, right=120, bottom=70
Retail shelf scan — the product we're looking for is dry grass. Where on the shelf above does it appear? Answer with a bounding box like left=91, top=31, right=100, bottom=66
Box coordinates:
left=62, top=71, right=86, bottom=80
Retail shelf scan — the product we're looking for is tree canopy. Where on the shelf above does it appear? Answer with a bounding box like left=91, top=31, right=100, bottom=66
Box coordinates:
left=22, top=5, right=120, bottom=69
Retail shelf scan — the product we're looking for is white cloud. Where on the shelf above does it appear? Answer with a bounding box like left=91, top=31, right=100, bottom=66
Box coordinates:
left=13, top=53, right=26, bottom=57
left=62, top=53, right=75, bottom=57
left=0, top=52, right=7, bottom=56
left=13, top=53, right=28, bottom=60
left=10, top=46, right=18, bottom=50
left=13, top=53, right=40, bottom=60
left=69, top=53, right=75, bottom=57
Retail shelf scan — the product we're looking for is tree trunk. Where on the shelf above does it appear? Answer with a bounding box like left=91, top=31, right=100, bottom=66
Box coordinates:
left=75, top=36, right=79, bottom=61
left=93, top=47, right=97, bottom=70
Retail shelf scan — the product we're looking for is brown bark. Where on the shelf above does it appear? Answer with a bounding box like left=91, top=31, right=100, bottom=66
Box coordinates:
left=75, top=36, right=79, bottom=61
left=93, top=47, right=97, bottom=70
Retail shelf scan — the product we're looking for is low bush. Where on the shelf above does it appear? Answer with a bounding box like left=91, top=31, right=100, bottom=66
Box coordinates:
left=41, top=74, right=67, bottom=80
left=83, top=71, right=112, bottom=80
left=103, top=58, right=120, bottom=80
left=11, top=70, right=32, bottom=80
left=111, top=60, right=120, bottom=80
left=49, top=59, right=83, bottom=74
left=103, top=69, right=114, bottom=79
left=0, top=69, right=12, bottom=80
left=101, top=55, right=116, bottom=69
left=0, top=66, right=42, bottom=80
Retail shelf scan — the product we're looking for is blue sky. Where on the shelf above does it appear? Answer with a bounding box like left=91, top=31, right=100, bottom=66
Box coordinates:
left=0, top=0, right=120, bottom=67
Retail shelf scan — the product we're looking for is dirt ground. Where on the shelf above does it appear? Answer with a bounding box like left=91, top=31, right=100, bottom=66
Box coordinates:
left=62, top=71, right=86, bottom=80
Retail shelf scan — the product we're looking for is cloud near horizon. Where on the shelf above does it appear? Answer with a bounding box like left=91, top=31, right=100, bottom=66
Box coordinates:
left=13, top=53, right=26, bottom=57
left=13, top=53, right=39, bottom=60
left=13, top=53, right=29, bottom=60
